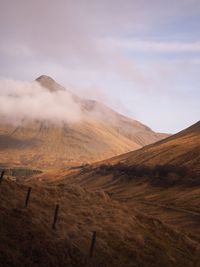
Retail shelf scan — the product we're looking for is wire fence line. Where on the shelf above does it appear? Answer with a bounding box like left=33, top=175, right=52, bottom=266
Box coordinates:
left=0, top=169, right=97, bottom=262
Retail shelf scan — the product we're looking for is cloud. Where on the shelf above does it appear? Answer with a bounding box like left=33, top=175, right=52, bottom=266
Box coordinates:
left=106, top=38, right=200, bottom=53
left=0, top=43, right=35, bottom=58
left=0, top=79, right=82, bottom=125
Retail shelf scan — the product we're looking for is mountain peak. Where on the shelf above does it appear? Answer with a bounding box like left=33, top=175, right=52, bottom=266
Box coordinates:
left=35, top=75, right=64, bottom=92
left=36, top=75, right=55, bottom=82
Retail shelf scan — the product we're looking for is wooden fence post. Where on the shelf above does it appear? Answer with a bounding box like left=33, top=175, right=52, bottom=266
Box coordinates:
left=24, top=187, right=32, bottom=208
left=52, top=204, right=59, bottom=230
left=89, top=231, right=97, bottom=258
left=0, top=170, right=5, bottom=184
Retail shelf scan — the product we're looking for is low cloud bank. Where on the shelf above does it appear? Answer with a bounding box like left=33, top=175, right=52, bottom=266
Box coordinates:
left=0, top=79, right=82, bottom=125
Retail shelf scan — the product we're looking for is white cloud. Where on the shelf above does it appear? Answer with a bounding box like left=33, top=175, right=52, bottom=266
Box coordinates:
left=0, top=79, right=82, bottom=125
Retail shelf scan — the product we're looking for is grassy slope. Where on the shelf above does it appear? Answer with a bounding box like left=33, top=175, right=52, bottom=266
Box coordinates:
left=0, top=117, right=168, bottom=169
left=106, top=121, right=200, bottom=174
left=0, top=120, right=140, bottom=169
left=1, top=178, right=199, bottom=267
left=40, top=121, right=200, bottom=257
left=1, top=122, right=199, bottom=266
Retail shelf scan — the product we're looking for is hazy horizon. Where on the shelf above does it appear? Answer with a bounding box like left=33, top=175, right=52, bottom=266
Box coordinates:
left=0, top=0, right=200, bottom=133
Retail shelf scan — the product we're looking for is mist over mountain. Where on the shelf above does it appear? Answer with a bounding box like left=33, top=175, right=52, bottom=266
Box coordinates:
left=0, top=75, right=168, bottom=168
left=0, top=76, right=82, bottom=125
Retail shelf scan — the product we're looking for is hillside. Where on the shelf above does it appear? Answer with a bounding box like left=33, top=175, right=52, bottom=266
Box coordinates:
left=0, top=176, right=199, bottom=267
left=0, top=75, right=168, bottom=169
left=61, top=121, right=200, bottom=190
left=45, top=121, right=200, bottom=250
left=107, top=120, right=200, bottom=174
left=1, top=122, right=200, bottom=267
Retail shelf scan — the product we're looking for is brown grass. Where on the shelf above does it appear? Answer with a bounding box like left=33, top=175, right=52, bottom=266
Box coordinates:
left=1, top=176, right=200, bottom=267
left=0, top=121, right=199, bottom=266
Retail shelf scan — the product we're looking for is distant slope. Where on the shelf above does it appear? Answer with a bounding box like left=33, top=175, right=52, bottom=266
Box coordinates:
left=107, top=121, right=200, bottom=174
left=0, top=120, right=140, bottom=168
left=0, top=75, right=168, bottom=168
left=33, top=121, right=200, bottom=196
left=48, top=121, right=200, bottom=213
left=58, top=121, right=200, bottom=214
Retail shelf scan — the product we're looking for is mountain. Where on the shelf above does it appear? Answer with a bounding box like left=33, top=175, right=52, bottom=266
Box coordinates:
left=35, top=75, right=66, bottom=92
left=0, top=75, right=168, bottom=169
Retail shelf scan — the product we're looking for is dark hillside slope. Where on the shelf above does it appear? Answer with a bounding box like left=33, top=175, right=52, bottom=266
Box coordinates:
left=0, top=177, right=199, bottom=267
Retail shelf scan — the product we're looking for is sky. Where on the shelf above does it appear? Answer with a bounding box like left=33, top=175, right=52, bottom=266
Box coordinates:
left=0, top=0, right=199, bottom=133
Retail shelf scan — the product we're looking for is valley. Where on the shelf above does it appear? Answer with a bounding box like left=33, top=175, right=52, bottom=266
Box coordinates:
left=1, top=1, right=199, bottom=266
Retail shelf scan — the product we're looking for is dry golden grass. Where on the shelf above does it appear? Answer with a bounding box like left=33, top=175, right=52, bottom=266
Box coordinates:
left=1, top=120, right=199, bottom=266
left=0, top=115, right=168, bottom=169
left=1, top=177, right=200, bottom=267
left=30, top=120, right=200, bottom=266
left=106, top=121, right=200, bottom=175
